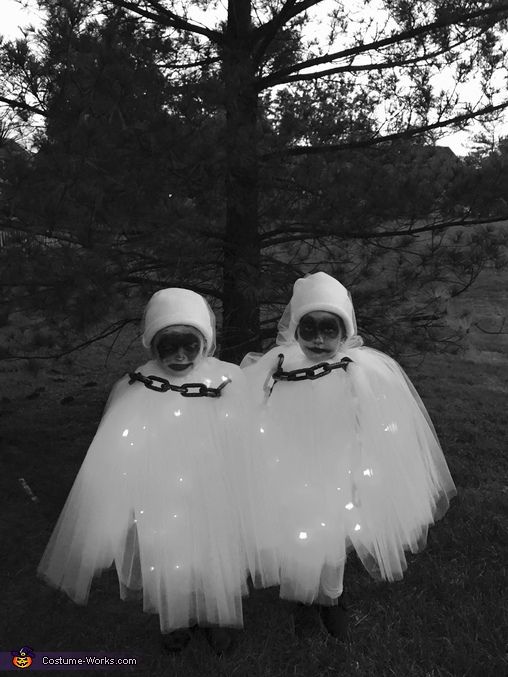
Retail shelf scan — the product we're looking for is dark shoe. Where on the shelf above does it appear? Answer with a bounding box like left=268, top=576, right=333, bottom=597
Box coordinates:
left=203, top=627, right=237, bottom=656
left=160, top=629, right=192, bottom=653
left=292, top=603, right=319, bottom=638
left=319, top=597, right=348, bottom=641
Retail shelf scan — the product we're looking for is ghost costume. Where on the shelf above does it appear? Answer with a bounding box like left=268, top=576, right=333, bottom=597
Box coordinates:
left=242, top=273, right=456, bottom=605
left=38, top=289, right=278, bottom=632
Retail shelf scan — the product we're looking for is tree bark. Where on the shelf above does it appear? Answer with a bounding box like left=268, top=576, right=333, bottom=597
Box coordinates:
left=220, top=0, right=261, bottom=362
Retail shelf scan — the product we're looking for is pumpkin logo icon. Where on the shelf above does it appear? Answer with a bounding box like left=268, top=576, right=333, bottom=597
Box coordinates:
left=11, top=646, right=34, bottom=669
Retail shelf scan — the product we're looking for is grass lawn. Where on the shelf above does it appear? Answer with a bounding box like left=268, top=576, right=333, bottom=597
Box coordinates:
left=1, top=270, right=507, bottom=676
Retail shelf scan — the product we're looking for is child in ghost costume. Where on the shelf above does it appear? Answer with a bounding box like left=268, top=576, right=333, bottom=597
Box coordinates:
left=38, top=288, right=278, bottom=654
left=242, top=272, right=456, bottom=639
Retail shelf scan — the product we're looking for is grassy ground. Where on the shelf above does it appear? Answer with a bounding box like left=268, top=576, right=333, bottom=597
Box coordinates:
left=1, top=270, right=507, bottom=676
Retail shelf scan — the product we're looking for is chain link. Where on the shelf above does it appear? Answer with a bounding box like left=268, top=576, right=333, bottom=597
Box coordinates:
left=128, top=372, right=231, bottom=398
left=273, top=353, right=353, bottom=383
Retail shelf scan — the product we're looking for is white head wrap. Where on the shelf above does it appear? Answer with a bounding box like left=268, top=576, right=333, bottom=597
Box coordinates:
left=277, top=272, right=360, bottom=346
left=142, top=288, right=216, bottom=355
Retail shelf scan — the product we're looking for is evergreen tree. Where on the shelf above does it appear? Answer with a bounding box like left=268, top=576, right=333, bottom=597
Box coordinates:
left=1, top=1, right=507, bottom=359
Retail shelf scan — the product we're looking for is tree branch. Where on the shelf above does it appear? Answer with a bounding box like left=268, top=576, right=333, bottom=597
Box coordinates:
left=0, top=222, right=78, bottom=246
left=260, top=214, right=508, bottom=246
left=120, top=275, right=223, bottom=300
left=361, top=214, right=508, bottom=240
left=259, top=3, right=508, bottom=87
left=262, top=101, right=508, bottom=158
left=105, top=0, right=224, bottom=43
left=157, top=56, right=221, bottom=69
left=252, top=0, right=297, bottom=64
left=3, top=319, right=137, bottom=361
left=256, top=36, right=479, bottom=89
left=276, top=0, right=324, bottom=22
left=473, top=318, right=507, bottom=334
left=0, top=94, right=47, bottom=117
left=252, top=1, right=324, bottom=65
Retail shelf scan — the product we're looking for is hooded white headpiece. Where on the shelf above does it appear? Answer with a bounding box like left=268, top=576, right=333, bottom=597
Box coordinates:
left=142, top=288, right=216, bottom=355
left=277, top=272, right=359, bottom=346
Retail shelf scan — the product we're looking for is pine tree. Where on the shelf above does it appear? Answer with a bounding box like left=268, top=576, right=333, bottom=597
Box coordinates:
left=1, top=1, right=507, bottom=359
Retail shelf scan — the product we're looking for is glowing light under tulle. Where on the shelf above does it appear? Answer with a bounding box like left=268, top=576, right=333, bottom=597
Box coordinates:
left=243, top=342, right=456, bottom=605
left=38, top=357, right=280, bottom=632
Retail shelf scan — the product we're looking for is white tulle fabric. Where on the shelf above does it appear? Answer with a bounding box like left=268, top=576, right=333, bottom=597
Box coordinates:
left=243, top=343, right=456, bottom=605
left=38, top=358, right=279, bottom=631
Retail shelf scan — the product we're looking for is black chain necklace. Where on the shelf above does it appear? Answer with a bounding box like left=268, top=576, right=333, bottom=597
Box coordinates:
left=128, top=372, right=231, bottom=398
left=272, top=353, right=353, bottom=383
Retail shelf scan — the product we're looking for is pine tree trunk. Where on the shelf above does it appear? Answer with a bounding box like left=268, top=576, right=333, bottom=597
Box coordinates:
left=220, top=0, right=260, bottom=362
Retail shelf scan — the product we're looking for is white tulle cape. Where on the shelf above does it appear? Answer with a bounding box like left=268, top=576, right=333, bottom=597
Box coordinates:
left=242, top=344, right=456, bottom=605
left=38, top=359, right=279, bottom=631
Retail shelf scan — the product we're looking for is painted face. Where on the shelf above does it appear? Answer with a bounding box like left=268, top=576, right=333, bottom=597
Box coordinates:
left=152, top=325, right=205, bottom=377
left=296, top=311, right=345, bottom=362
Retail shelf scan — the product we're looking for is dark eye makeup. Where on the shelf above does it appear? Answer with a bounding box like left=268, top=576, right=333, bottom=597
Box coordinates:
left=298, top=318, right=340, bottom=341
left=154, top=333, right=202, bottom=360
